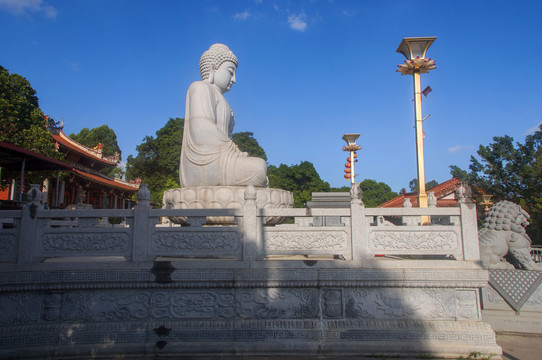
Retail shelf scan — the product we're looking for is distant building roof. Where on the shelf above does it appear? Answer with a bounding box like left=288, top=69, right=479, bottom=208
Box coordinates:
left=72, top=169, right=139, bottom=192
left=379, top=178, right=462, bottom=208
left=0, top=141, right=72, bottom=171
left=50, top=130, right=118, bottom=170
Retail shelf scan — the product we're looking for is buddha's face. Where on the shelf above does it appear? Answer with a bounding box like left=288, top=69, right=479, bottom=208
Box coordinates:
left=212, top=61, right=236, bottom=94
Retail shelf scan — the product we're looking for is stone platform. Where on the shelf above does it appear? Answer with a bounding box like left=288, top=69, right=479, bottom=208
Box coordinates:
left=0, top=185, right=502, bottom=359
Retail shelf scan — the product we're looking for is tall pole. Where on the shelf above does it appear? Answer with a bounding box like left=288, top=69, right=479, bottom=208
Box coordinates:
left=396, top=36, right=436, bottom=221
left=413, top=70, right=428, bottom=209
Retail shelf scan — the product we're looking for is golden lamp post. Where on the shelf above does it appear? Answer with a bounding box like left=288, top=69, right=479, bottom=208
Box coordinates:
left=396, top=36, right=437, bottom=211
left=342, top=134, right=361, bottom=187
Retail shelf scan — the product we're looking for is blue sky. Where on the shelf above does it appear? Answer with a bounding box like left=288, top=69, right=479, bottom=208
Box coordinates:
left=1, top=0, right=541, bottom=192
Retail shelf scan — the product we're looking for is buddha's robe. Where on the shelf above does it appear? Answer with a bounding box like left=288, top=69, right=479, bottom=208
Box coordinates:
left=179, top=81, right=267, bottom=187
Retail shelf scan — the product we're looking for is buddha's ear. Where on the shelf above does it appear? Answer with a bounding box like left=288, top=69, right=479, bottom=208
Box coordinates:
left=208, top=63, right=216, bottom=83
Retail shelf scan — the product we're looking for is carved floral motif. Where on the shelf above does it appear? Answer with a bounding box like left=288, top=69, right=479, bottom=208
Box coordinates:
left=265, top=231, right=347, bottom=250
left=42, top=233, right=128, bottom=252
left=152, top=232, right=239, bottom=251
left=0, top=235, right=16, bottom=254
left=369, top=231, right=457, bottom=250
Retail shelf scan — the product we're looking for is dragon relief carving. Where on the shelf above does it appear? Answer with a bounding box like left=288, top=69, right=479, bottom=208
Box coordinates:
left=345, top=289, right=455, bottom=320
left=265, top=231, right=347, bottom=250
left=237, top=289, right=318, bottom=319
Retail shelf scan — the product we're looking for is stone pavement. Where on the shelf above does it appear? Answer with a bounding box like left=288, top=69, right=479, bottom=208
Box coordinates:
left=497, top=333, right=542, bottom=360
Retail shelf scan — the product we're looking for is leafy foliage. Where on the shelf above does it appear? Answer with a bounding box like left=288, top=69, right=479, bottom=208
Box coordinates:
left=450, top=125, right=542, bottom=244
left=268, top=161, right=330, bottom=207
left=125, top=118, right=184, bottom=206
left=409, top=178, right=439, bottom=192
left=231, top=132, right=267, bottom=161
left=359, top=179, right=398, bottom=208
left=0, top=65, right=63, bottom=191
left=70, top=125, right=122, bottom=177
left=70, top=125, right=122, bottom=160
left=0, top=65, right=58, bottom=158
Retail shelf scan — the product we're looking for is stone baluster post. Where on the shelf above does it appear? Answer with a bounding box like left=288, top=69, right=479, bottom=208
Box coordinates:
left=457, top=182, right=480, bottom=261
left=132, top=184, right=151, bottom=262
left=18, top=185, right=44, bottom=264
left=350, top=183, right=368, bottom=262
left=242, top=185, right=258, bottom=262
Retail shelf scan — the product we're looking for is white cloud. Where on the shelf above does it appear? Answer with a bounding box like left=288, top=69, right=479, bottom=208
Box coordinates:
left=288, top=13, right=307, bottom=32
left=0, top=0, right=58, bottom=18
left=447, top=145, right=475, bottom=154
left=234, top=10, right=251, bottom=21
left=525, top=122, right=542, bottom=135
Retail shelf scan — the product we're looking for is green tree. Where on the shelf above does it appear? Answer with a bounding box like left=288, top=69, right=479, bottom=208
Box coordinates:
left=268, top=161, right=330, bottom=207
left=125, top=118, right=184, bottom=206
left=70, top=125, right=122, bottom=160
left=450, top=125, right=542, bottom=244
left=231, top=132, right=267, bottom=161
left=0, top=66, right=62, bottom=191
left=359, top=179, right=398, bottom=208
left=0, top=65, right=58, bottom=157
left=408, top=178, right=439, bottom=192
left=70, top=125, right=122, bottom=177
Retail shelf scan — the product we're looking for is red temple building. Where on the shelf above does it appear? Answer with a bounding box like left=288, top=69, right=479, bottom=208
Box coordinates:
left=0, top=123, right=139, bottom=209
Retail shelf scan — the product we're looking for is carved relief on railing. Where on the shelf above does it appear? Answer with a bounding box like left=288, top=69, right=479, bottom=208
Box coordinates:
left=0, top=234, right=17, bottom=261
left=152, top=231, right=240, bottom=251
left=369, top=231, right=458, bottom=250
left=42, top=233, right=129, bottom=252
left=264, top=231, right=348, bottom=250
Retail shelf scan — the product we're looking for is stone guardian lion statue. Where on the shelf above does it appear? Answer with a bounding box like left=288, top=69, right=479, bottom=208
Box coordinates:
left=479, top=200, right=542, bottom=270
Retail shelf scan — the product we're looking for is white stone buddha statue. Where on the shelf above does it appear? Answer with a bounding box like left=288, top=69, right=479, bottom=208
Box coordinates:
left=179, top=44, right=267, bottom=187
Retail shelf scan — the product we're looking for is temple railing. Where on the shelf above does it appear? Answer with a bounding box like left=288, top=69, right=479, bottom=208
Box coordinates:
left=0, top=184, right=480, bottom=267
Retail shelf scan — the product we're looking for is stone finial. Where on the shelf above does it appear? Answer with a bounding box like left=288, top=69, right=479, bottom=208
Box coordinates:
left=350, top=183, right=363, bottom=203
left=244, top=185, right=257, bottom=201
left=27, top=184, right=42, bottom=203
left=199, top=44, right=238, bottom=81
left=428, top=191, right=437, bottom=208
left=457, top=181, right=473, bottom=204
left=138, top=184, right=151, bottom=204
left=403, top=198, right=412, bottom=208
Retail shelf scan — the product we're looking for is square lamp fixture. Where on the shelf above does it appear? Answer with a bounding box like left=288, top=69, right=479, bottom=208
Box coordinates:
left=342, top=134, right=360, bottom=147
left=396, top=37, right=437, bottom=60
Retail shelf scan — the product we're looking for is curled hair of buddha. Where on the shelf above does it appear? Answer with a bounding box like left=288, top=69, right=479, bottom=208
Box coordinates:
left=199, top=44, right=238, bottom=81
left=482, top=200, right=530, bottom=233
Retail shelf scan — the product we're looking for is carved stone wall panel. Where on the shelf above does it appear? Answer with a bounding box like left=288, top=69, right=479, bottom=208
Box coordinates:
left=57, top=290, right=238, bottom=322
left=455, top=289, right=480, bottom=320
left=151, top=230, right=240, bottom=252
left=0, top=234, right=17, bottom=262
left=344, top=288, right=456, bottom=320
left=322, top=289, right=343, bottom=318
left=237, top=288, right=319, bottom=319
left=264, top=230, right=348, bottom=251
left=0, top=293, right=42, bottom=325
left=41, top=231, right=129, bottom=254
left=369, top=231, right=458, bottom=251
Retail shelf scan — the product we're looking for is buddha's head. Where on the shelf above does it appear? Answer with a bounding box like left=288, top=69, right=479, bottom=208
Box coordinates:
left=199, top=44, right=238, bottom=93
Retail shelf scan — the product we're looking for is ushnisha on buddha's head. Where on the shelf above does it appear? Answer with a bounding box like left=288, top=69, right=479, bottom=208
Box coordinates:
left=199, top=44, right=238, bottom=94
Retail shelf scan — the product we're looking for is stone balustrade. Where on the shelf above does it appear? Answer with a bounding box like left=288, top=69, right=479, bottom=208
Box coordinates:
left=0, top=185, right=479, bottom=266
